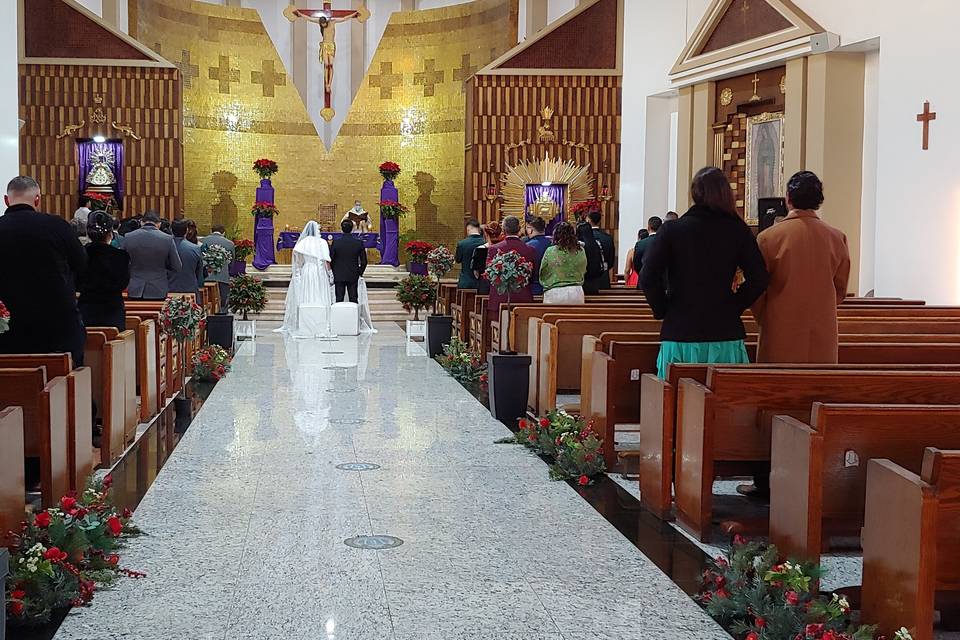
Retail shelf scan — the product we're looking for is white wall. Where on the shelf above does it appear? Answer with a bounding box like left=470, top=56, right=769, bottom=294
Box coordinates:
left=620, top=0, right=960, bottom=302
left=547, top=0, right=576, bottom=23
left=0, top=0, right=20, bottom=211
left=858, top=47, right=880, bottom=295
left=73, top=0, right=103, bottom=15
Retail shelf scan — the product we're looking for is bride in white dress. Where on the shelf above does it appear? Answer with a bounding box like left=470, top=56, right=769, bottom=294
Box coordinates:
left=275, top=221, right=336, bottom=338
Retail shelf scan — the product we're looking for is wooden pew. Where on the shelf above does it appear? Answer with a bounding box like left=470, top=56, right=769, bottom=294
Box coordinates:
left=676, top=368, right=960, bottom=540
left=438, top=284, right=458, bottom=316
left=769, top=404, right=960, bottom=563
left=0, top=355, right=94, bottom=490
left=861, top=449, right=960, bottom=640
left=451, top=289, right=477, bottom=341
left=0, top=369, right=70, bottom=507
left=84, top=331, right=126, bottom=465
left=0, top=407, right=25, bottom=538
left=126, top=316, right=159, bottom=422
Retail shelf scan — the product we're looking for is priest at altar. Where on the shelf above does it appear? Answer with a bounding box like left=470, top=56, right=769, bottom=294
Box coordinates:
left=341, top=200, right=371, bottom=233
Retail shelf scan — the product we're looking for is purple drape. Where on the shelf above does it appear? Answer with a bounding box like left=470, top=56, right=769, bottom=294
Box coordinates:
left=378, top=179, right=400, bottom=267
left=253, top=216, right=276, bottom=270
left=524, top=184, right=565, bottom=235
left=77, top=140, right=125, bottom=208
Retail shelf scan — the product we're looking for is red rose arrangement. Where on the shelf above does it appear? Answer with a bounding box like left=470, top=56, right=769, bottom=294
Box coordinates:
left=251, top=201, right=279, bottom=219
left=394, top=274, right=436, bottom=321
left=83, top=191, right=114, bottom=212
left=378, top=161, right=401, bottom=181
left=4, top=475, right=142, bottom=625
left=233, top=238, right=255, bottom=262
left=160, top=296, right=206, bottom=343
left=698, top=536, right=910, bottom=640
left=379, top=200, right=408, bottom=220
left=252, top=158, right=279, bottom=180
left=515, top=410, right=606, bottom=483
left=570, top=199, right=602, bottom=222
left=404, top=240, right=435, bottom=264
left=0, top=299, right=10, bottom=334
left=191, top=345, right=231, bottom=382
left=436, top=336, right=485, bottom=384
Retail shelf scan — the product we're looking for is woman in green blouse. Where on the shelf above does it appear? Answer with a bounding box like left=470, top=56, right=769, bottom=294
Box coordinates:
left=539, top=221, right=587, bottom=304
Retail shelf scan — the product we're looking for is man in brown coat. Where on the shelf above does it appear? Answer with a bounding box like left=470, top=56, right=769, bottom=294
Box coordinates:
left=752, top=171, right=851, bottom=364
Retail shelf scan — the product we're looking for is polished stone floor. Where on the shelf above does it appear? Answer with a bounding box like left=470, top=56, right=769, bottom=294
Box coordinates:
left=55, top=324, right=727, bottom=640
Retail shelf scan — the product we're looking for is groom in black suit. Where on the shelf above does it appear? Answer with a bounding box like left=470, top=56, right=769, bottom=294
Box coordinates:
left=330, top=220, right=367, bottom=303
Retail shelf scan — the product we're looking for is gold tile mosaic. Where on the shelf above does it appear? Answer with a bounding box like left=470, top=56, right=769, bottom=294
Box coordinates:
left=133, top=0, right=518, bottom=248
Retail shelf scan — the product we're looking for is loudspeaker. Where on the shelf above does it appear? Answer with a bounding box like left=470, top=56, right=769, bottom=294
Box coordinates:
left=810, top=32, right=840, bottom=54
left=758, top=197, right=787, bottom=232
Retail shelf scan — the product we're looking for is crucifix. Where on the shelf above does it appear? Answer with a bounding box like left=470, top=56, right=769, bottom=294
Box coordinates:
left=284, top=3, right=371, bottom=122
left=749, top=73, right=761, bottom=102
left=916, top=100, right=937, bottom=150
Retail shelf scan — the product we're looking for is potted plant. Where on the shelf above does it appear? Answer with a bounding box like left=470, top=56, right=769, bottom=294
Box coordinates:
left=160, top=296, right=206, bottom=400
left=202, top=244, right=231, bottom=276
left=425, top=245, right=455, bottom=357
left=404, top=240, right=434, bottom=276
left=0, top=299, right=9, bottom=335
left=396, top=274, right=436, bottom=338
left=191, top=345, right=231, bottom=383
left=229, top=274, right=267, bottom=340
left=570, top=199, right=602, bottom=224
left=252, top=158, right=279, bottom=181
left=379, top=199, right=408, bottom=221
left=378, top=160, right=401, bottom=182
left=230, top=238, right=254, bottom=276
left=484, top=250, right=534, bottom=424
left=251, top=201, right=278, bottom=219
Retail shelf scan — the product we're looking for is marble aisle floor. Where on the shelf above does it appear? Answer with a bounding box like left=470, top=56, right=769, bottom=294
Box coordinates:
left=55, top=324, right=728, bottom=640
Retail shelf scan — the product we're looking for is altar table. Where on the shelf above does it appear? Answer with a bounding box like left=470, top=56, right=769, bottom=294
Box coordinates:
left=277, top=231, right=379, bottom=251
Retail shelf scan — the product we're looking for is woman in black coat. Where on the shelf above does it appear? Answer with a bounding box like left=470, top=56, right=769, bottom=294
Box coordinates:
left=640, top=167, right=769, bottom=378
left=577, top=222, right=605, bottom=295
left=79, top=212, right=131, bottom=332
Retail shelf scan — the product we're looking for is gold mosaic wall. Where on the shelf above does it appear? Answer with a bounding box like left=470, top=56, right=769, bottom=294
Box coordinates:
left=131, top=0, right=517, bottom=248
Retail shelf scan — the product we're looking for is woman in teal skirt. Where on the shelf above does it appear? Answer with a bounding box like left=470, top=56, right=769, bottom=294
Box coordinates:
left=640, top=167, right=769, bottom=378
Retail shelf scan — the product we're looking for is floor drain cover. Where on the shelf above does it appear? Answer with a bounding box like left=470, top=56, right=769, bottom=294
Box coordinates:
left=323, top=365, right=353, bottom=370
left=322, top=351, right=345, bottom=354
left=325, top=388, right=357, bottom=393
left=335, top=462, right=381, bottom=471
left=330, top=418, right=368, bottom=425
left=344, top=535, right=403, bottom=550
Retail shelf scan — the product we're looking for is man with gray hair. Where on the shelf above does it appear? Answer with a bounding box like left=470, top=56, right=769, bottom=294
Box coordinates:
left=485, top=215, right=537, bottom=321
left=123, top=210, right=182, bottom=299
left=0, top=176, right=87, bottom=365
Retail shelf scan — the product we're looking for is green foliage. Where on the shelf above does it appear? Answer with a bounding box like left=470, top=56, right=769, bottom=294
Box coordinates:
left=202, top=244, right=231, bottom=273
left=160, top=297, right=206, bottom=342
left=229, top=274, right=267, bottom=320
left=191, top=345, right=231, bottom=381
left=395, top=275, right=436, bottom=320
left=516, top=410, right=606, bottom=484
left=436, top=336, right=486, bottom=384
left=699, top=537, right=882, bottom=640
left=485, top=250, right=534, bottom=296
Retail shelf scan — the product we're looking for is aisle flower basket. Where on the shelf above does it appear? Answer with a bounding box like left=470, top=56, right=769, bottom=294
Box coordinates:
left=425, top=245, right=455, bottom=357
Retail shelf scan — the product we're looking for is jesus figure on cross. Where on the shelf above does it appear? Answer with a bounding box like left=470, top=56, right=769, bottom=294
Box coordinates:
left=284, top=3, right=371, bottom=122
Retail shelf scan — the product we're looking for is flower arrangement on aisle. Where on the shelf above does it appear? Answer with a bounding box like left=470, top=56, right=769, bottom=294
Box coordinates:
left=405, top=240, right=435, bottom=264
left=202, top=244, right=231, bottom=274
left=233, top=239, right=255, bottom=263
left=484, top=250, right=533, bottom=351
left=698, top=536, right=914, bottom=640
left=251, top=201, right=279, bottom=219
left=426, top=245, right=454, bottom=314
left=570, top=199, right=601, bottom=222
left=191, top=345, right=231, bottom=382
left=395, top=275, right=436, bottom=321
left=4, top=476, right=143, bottom=625
left=436, top=336, right=486, bottom=384
left=252, top=158, right=279, bottom=180
left=160, top=297, right=206, bottom=343
left=83, top=191, right=114, bottom=212
left=0, top=299, right=10, bottom=334
left=379, top=200, right=408, bottom=220
left=228, top=274, right=267, bottom=321
left=515, top=410, right=606, bottom=484
left=378, top=161, right=401, bottom=182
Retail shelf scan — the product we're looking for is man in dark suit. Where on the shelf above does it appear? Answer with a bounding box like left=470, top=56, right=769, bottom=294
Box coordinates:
left=0, top=176, right=87, bottom=365
left=454, top=218, right=485, bottom=290
left=632, top=215, right=663, bottom=277
left=168, top=219, right=204, bottom=299
left=201, top=225, right=235, bottom=313
left=486, top=216, right=537, bottom=321
left=524, top=216, right=551, bottom=296
left=124, top=211, right=182, bottom=300
left=588, top=210, right=615, bottom=291
left=330, top=220, right=367, bottom=303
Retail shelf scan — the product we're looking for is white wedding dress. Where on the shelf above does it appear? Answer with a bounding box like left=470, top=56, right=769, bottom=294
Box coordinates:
left=275, top=221, right=336, bottom=338
left=357, top=277, right=377, bottom=334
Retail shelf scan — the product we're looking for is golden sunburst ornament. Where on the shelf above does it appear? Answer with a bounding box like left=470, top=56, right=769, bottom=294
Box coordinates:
left=720, top=87, right=734, bottom=106
left=499, top=154, right=594, bottom=219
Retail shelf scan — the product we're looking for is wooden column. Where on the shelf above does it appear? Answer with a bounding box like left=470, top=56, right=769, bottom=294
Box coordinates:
left=676, top=86, right=694, bottom=212
left=783, top=56, right=807, bottom=179
left=525, top=0, right=548, bottom=38
left=805, top=52, right=866, bottom=285
left=692, top=82, right=716, bottom=170
left=101, top=0, right=120, bottom=26
left=400, top=0, right=416, bottom=10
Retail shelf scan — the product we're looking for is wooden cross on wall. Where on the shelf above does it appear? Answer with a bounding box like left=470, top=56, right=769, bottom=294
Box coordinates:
left=917, top=100, right=937, bottom=151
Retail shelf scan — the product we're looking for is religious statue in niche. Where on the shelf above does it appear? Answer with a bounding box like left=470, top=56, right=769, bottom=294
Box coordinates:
left=78, top=140, right=124, bottom=208
left=528, top=191, right=559, bottom=220
left=745, top=112, right=784, bottom=222
left=87, top=145, right=117, bottom=191
left=284, top=4, right=370, bottom=122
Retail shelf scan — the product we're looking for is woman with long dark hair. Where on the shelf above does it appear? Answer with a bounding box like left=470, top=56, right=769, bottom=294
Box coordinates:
left=576, top=222, right=604, bottom=295
left=640, top=167, right=768, bottom=378
left=78, top=212, right=131, bottom=332
left=470, top=221, right=503, bottom=295
left=539, top=221, right=587, bottom=304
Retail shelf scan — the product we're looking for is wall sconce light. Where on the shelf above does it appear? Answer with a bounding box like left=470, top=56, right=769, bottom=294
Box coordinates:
left=598, top=162, right=613, bottom=202
left=485, top=181, right=499, bottom=201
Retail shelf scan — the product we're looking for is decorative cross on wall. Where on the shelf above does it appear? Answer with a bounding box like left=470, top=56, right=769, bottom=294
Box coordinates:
left=413, top=59, right=445, bottom=97
left=369, top=62, right=403, bottom=99
left=916, top=100, right=937, bottom=150
left=208, top=55, right=240, bottom=94
left=453, top=54, right=478, bottom=91
left=251, top=60, right=287, bottom=97
left=175, top=50, right=199, bottom=89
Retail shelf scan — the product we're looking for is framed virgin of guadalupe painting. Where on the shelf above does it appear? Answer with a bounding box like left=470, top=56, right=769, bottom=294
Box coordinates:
left=745, top=112, right=785, bottom=224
